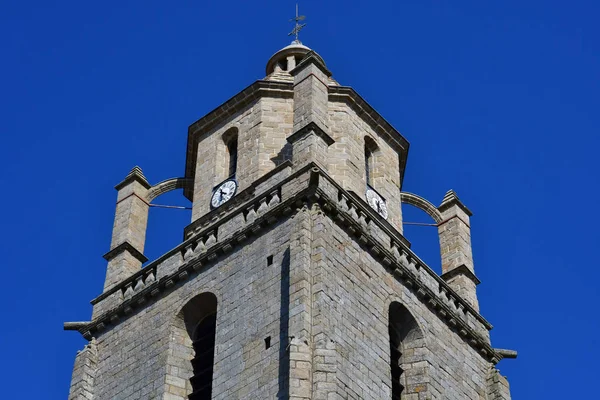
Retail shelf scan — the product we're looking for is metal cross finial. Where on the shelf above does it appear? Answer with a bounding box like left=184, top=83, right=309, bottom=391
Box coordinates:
left=288, top=4, right=306, bottom=43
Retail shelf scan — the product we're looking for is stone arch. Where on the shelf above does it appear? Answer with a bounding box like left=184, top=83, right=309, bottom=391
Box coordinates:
left=400, top=192, right=443, bottom=224
left=364, top=135, right=383, bottom=188
left=388, top=301, right=430, bottom=398
left=216, top=127, right=239, bottom=181
left=146, top=177, right=193, bottom=203
left=165, top=292, right=219, bottom=400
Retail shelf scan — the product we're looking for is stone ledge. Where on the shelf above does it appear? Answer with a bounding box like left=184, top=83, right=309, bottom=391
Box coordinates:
left=103, top=242, right=148, bottom=264
left=287, top=121, right=335, bottom=147
left=313, top=193, right=498, bottom=362
left=290, top=50, right=332, bottom=78
left=93, top=160, right=302, bottom=306
left=438, top=189, right=473, bottom=217
left=183, top=160, right=292, bottom=239
left=441, top=264, right=481, bottom=286
left=114, top=166, right=151, bottom=191
left=82, top=189, right=307, bottom=340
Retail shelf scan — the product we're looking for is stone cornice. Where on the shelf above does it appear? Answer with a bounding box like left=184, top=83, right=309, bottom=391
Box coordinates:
left=184, top=80, right=294, bottom=200
left=183, top=80, right=412, bottom=200
left=183, top=160, right=293, bottom=240
left=313, top=171, right=491, bottom=329
left=328, top=86, right=410, bottom=189
left=92, top=161, right=296, bottom=306
left=103, top=242, right=148, bottom=264
left=290, top=50, right=332, bottom=78
left=81, top=163, right=500, bottom=363
left=86, top=174, right=309, bottom=335
left=115, top=166, right=152, bottom=191
left=287, top=121, right=335, bottom=147
left=441, top=264, right=481, bottom=286
left=438, top=189, right=473, bottom=217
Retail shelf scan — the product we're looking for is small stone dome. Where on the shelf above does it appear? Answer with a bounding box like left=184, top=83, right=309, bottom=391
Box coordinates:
left=265, top=40, right=326, bottom=75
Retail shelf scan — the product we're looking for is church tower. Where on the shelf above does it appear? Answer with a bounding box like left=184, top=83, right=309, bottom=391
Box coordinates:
left=65, top=34, right=515, bottom=400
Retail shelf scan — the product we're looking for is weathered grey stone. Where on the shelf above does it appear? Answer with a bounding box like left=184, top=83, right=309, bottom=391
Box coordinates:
left=65, top=40, right=515, bottom=400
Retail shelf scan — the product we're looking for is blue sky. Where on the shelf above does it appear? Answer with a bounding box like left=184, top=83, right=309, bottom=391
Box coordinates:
left=1, top=0, right=598, bottom=398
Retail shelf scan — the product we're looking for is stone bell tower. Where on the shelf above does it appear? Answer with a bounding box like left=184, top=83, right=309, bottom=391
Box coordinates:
left=65, top=37, right=516, bottom=400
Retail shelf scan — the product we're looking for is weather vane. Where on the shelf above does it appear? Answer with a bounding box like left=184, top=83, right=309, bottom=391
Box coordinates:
left=288, top=4, right=306, bottom=43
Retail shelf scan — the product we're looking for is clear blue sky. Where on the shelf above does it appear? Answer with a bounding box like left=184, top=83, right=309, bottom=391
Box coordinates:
left=1, top=0, right=598, bottom=398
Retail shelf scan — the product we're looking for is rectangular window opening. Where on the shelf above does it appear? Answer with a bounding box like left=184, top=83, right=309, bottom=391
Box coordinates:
left=264, top=336, right=271, bottom=349
left=267, top=255, right=273, bottom=266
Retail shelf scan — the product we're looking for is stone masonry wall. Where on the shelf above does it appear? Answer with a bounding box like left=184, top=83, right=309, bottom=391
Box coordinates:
left=84, top=208, right=493, bottom=400
left=89, top=219, right=292, bottom=400
left=486, top=368, right=512, bottom=400
left=311, top=210, right=491, bottom=399
left=328, top=100, right=404, bottom=233
left=79, top=163, right=503, bottom=399
left=68, top=339, right=98, bottom=400
left=192, top=96, right=294, bottom=222
left=191, top=100, right=261, bottom=221
left=259, top=97, right=294, bottom=174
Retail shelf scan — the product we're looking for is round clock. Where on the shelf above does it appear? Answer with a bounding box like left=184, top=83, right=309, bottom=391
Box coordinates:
left=366, top=188, right=388, bottom=219
left=211, top=179, right=238, bottom=209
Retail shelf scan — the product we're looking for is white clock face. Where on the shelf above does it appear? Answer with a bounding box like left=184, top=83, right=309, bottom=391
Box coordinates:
left=366, top=188, right=388, bottom=219
left=211, top=179, right=238, bottom=208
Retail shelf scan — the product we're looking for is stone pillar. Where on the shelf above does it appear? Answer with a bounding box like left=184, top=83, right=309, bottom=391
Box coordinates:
left=286, top=55, right=296, bottom=71
left=287, top=205, right=314, bottom=400
left=102, top=166, right=150, bottom=292
left=437, top=190, right=481, bottom=311
left=68, top=339, right=98, bottom=400
left=287, top=51, right=334, bottom=172
left=310, top=205, right=340, bottom=400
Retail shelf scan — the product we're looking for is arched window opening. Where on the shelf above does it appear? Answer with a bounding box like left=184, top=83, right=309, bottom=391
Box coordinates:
left=365, top=146, right=373, bottom=187
left=276, top=59, right=287, bottom=71
left=364, top=136, right=378, bottom=188
left=388, top=302, right=427, bottom=399
left=225, top=133, right=238, bottom=179
left=173, top=293, right=218, bottom=400
left=189, top=313, right=217, bottom=400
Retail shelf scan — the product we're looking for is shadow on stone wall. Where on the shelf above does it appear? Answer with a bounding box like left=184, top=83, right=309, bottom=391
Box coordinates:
left=277, top=247, right=290, bottom=399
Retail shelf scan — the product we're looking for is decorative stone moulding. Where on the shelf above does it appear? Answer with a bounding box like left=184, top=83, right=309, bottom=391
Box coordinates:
left=83, top=163, right=502, bottom=363
left=400, top=192, right=444, bottom=224
left=103, top=242, right=148, bottom=264
left=146, top=177, right=193, bottom=203
left=183, top=161, right=291, bottom=240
